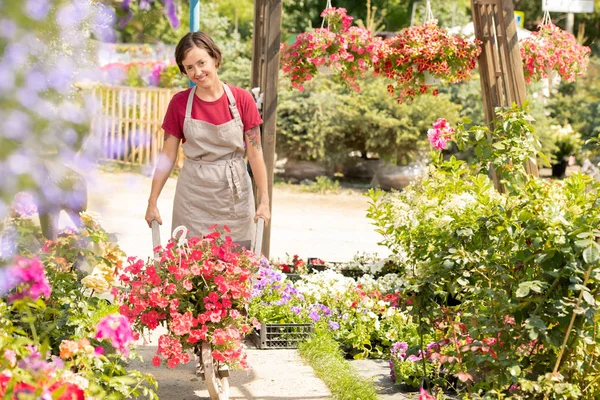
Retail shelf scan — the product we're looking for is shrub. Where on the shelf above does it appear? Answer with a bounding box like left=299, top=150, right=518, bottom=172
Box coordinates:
left=367, top=104, right=600, bottom=398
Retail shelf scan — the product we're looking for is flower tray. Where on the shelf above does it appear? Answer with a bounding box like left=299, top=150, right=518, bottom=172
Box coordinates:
left=284, top=273, right=302, bottom=282
left=307, top=258, right=343, bottom=273
left=340, top=268, right=364, bottom=279
left=252, top=323, right=314, bottom=349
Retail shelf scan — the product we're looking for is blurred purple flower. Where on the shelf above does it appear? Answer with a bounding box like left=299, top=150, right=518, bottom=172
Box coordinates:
left=0, top=65, right=16, bottom=93
left=56, top=1, right=90, bottom=29
left=3, top=43, right=29, bottom=68
left=0, top=19, right=17, bottom=39
left=92, top=4, right=117, bottom=43
left=163, top=0, right=180, bottom=28
left=0, top=266, right=22, bottom=297
left=118, top=0, right=133, bottom=28
left=26, top=0, right=51, bottom=20
left=309, top=310, right=320, bottom=322
left=290, top=306, right=301, bottom=315
left=139, top=0, right=152, bottom=11
left=328, top=321, right=340, bottom=331
left=11, top=192, right=37, bottom=217
left=319, top=304, right=331, bottom=316
left=3, top=110, right=31, bottom=140
left=16, top=89, right=41, bottom=109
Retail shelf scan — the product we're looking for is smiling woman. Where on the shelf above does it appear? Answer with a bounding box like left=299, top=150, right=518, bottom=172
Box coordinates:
left=144, top=31, right=271, bottom=251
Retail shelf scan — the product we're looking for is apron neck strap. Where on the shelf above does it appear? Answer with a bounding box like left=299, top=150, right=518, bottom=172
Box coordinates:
left=185, top=87, right=195, bottom=119
left=223, top=83, right=245, bottom=133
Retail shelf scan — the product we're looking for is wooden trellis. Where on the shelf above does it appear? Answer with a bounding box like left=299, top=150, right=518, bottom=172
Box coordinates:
left=470, top=0, right=539, bottom=187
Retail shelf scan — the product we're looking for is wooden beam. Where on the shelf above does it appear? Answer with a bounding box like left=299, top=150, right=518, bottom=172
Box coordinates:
left=250, top=0, right=282, bottom=258
left=471, top=0, right=538, bottom=188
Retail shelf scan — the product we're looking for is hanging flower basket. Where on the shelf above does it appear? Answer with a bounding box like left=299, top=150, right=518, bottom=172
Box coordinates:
left=519, top=23, right=591, bottom=84
left=280, top=8, right=381, bottom=92
left=373, top=21, right=482, bottom=103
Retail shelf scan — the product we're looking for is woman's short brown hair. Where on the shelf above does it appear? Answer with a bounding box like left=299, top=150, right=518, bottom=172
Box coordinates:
left=174, top=31, right=222, bottom=74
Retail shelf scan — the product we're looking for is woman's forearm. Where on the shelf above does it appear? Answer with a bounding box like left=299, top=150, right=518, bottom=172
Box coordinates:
left=245, top=125, right=270, bottom=205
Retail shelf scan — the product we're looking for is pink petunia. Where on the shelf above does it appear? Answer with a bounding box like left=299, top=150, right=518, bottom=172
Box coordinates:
left=95, top=314, right=134, bottom=356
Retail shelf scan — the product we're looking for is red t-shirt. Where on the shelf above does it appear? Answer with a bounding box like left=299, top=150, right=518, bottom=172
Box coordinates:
left=162, top=84, right=263, bottom=142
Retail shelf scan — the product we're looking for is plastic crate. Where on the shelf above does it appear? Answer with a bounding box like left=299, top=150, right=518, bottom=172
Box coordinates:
left=253, top=323, right=314, bottom=349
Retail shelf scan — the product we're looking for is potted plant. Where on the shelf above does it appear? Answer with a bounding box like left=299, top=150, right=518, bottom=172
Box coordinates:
left=373, top=21, right=481, bottom=103
left=549, top=124, right=582, bottom=178
left=519, top=23, right=591, bottom=84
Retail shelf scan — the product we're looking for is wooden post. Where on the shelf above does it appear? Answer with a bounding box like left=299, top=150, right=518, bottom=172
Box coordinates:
left=251, top=0, right=282, bottom=258
left=471, top=0, right=538, bottom=190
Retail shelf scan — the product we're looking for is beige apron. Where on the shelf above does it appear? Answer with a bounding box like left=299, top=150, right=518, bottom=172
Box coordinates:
left=172, top=83, right=255, bottom=249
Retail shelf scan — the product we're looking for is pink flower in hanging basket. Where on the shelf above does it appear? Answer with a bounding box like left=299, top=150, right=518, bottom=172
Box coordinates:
left=519, top=23, right=591, bottom=83
left=280, top=7, right=381, bottom=92
left=373, top=21, right=482, bottom=103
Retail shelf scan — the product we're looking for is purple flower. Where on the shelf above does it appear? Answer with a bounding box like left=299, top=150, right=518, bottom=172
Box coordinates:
left=328, top=321, right=340, bottom=330
left=309, top=310, right=320, bottom=322
left=391, top=342, right=408, bottom=355
left=163, top=0, right=180, bottom=28
left=389, top=358, right=396, bottom=381
left=0, top=19, right=18, bottom=39
left=0, top=266, right=22, bottom=297
left=10, top=192, right=37, bottom=217
left=26, top=0, right=50, bottom=20
left=319, top=304, right=332, bottom=316
left=290, top=306, right=301, bottom=315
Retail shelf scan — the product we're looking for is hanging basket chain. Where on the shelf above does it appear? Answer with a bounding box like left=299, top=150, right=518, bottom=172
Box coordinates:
left=425, top=0, right=435, bottom=23
left=320, top=0, right=334, bottom=29
left=542, top=0, right=552, bottom=25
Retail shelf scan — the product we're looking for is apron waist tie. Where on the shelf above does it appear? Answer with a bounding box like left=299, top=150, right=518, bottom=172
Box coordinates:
left=185, top=157, right=245, bottom=199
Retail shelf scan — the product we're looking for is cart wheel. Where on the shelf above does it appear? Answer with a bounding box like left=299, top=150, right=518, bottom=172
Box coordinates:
left=201, top=341, right=230, bottom=400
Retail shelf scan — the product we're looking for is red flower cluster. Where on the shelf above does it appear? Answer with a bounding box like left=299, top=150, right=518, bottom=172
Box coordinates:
left=0, top=370, right=84, bottom=400
left=519, top=23, right=591, bottom=83
left=118, top=227, right=260, bottom=369
left=277, top=254, right=307, bottom=274
left=373, top=21, right=481, bottom=103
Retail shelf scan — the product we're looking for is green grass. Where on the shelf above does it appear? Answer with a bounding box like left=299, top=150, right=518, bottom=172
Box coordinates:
left=298, top=332, right=379, bottom=400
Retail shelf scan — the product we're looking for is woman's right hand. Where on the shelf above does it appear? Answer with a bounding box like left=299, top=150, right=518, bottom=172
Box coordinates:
left=145, top=203, right=162, bottom=228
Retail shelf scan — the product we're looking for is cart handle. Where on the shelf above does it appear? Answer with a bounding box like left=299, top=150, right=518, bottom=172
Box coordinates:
left=253, top=217, right=265, bottom=255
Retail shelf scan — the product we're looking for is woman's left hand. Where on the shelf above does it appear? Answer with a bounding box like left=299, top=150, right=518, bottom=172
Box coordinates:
left=255, top=202, right=270, bottom=227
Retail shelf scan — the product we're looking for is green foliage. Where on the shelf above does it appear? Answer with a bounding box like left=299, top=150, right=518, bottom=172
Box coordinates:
left=298, top=332, right=379, bottom=400
left=548, top=58, right=600, bottom=154
left=276, top=78, right=339, bottom=161
left=276, top=75, right=461, bottom=165
left=300, top=176, right=341, bottom=194
left=367, top=105, right=600, bottom=398
left=112, top=0, right=190, bottom=44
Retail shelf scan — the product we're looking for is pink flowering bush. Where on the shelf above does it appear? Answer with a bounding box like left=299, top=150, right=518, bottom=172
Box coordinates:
left=0, top=211, right=158, bottom=399
left=280, top=8, right=382, bottom=92
left=373, top=21, right=481, bottom=103
left=118, top=226, right=260, bottom=369
left=519, top=23, right=591, bottom=83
